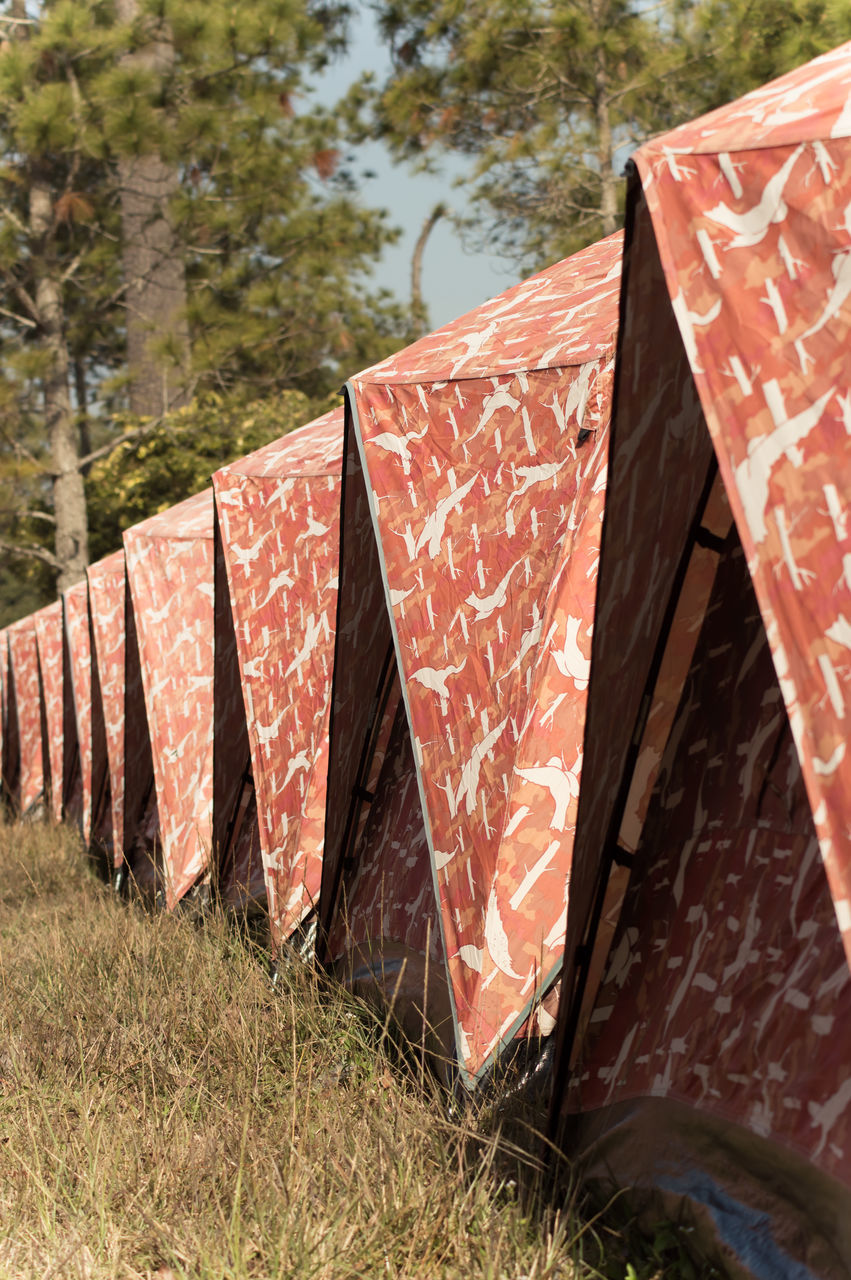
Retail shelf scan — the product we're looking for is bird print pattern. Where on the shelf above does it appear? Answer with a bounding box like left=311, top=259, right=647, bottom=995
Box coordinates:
left=213, top=411, right=343, bottom=947
left=124, top=489, right=215, bottom=907
left=347, top=232, right=622, bottom=1081
left=33, top=601, right=64, bottom=823
left=87, top=551, right=127, bottom=868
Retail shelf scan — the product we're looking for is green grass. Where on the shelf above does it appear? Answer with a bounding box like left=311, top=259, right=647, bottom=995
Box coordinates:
left=0, top=819, right=701, bottom=1279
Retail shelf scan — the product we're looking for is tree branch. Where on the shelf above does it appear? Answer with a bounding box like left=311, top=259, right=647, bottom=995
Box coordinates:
left=76, top=376, right=200, bottom=469
left=0, top=535, right=60, bottom=570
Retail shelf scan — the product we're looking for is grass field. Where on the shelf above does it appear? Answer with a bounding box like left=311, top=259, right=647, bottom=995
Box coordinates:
left=0, top=819, right=701, bottom=1279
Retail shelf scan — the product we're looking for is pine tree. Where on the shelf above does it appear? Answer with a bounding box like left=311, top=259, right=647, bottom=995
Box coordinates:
left=0, top=0, right=402, bottom=609
left=370, top=0, right=850, bottom=270
left=370, top=0, right=699, bottom=269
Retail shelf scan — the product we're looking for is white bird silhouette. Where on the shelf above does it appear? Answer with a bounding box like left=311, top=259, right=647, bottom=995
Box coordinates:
left=296, top=514, right=331, bottom=543
left=513, top=755, right=580, bottom=830
left=508, top=458, right=568, bottom=506
left=415, top=473, right=479, bottom=560
left=454, top=715, right=510, bottom=816
left=465, top=564, right=517, bottom=623
left=389, top=585, right=415, bottom=608
left=551, top=616, right=590, bottom=688
left=254, top=707, right=287, bottom=745
left=796, top=250, right=851, bottom=349
left=826, top=614, right=851, bottom=650
left=283, top=750, right=311, bottom=787
left=465, top=386, right=521, bottom=446
left=497, top=605, right=542, bottom=690
left=368, top=425, right=428, bottom=475
left=706, top=145, right=804, bottom=247
left=256, top=569, right=295, bottom=609
left=670, top=292, right=723, bottom=374
left=484, top=888, right=524, bottom=980
left=144, top=599, right=175, bottom=625
left=284, top=613, right=324, bottom=681
left=457, top=944, right=483, bottom=973
left=408, top=659, right=466, bottom=702
left=242, top=648, right=271, bottom=680
left=449, top=320, right=499, bottom=378
left=737, top=379, right=833, bottom=542
left=230, top=533, right=268, bottom=568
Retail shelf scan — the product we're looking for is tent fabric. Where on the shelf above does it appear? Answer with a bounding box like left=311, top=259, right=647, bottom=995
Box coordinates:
left=123, top=489, right=214, bottom=908
left=33, top=601, right=65, bottom=823
left=121, top=564, right=161, bottom=897
left=4, top=616, right=45, bottom=815
left=87, top=551, right=127, bottom=869
left=211, top=516, right=260, bottom=911
left=635, top=43, right=851, bottom=966
left=62, top=580, right=93, bottom=839
left=212, top=410, right=343, bottom=945
left=550, top=42, right=851, bottom=1279
left=63, top=578, right=100, bottom=845
left=322, top=233, right=622, bottom=1085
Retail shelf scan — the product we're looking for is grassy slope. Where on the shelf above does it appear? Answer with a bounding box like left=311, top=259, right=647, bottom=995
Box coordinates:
left=0, top=821, right=700, bottom=1280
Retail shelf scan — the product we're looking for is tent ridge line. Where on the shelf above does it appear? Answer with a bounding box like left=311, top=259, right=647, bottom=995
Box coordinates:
left=353, top=357, right=608, bottom=390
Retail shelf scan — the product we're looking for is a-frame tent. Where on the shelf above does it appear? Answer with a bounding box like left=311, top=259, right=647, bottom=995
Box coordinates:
left=124, top=490, right=214, bottom=908
left=318, top=233, right=623, bottom=1087
left=3, top=614, right=45, bottom=816
left=63, top=578, right=111, bottom=855
left=33, top=600, right=65, bottom=823
left=550, top=44, right=851, bottom=1279
left=87, top=550, right=128, bottom=874
left=211, top=410, right=343, bottom=942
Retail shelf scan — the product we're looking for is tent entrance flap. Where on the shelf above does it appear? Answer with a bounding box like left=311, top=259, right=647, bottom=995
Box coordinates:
left=560, top=450, right=723, bottom=1071
left=557, top=519, right=851, bottom=1274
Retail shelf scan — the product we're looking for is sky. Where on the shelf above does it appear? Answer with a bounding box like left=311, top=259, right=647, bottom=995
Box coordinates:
left=310, top=7, right=521, bottom=332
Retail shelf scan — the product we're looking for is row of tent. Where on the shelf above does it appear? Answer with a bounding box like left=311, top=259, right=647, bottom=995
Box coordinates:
left=1, top=43, right=851, bottom=1280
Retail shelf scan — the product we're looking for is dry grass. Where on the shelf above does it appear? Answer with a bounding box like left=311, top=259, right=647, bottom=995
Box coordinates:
left=0, top=819, right=617, bottom=1280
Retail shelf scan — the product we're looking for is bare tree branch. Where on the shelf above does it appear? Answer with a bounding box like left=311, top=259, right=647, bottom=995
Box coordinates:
left=410, top=202, right=447, bottom=337
left=76, top=376, right=200, bottom=469
left=0, top=535, right=60, bottom=570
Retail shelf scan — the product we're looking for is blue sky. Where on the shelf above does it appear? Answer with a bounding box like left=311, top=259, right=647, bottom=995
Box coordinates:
left=311, top=7, right=520, bottom=331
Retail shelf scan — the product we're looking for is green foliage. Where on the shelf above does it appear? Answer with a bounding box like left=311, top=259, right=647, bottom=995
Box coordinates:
left=85, top=388, right=332, bottom=559
left=370, top=0, right=851, bottom=269
left=0, top=0, right=403, bottom=406
left=687, top=0, right=851, bottom=110
left=0, top=0, right=406, bottom=602
left=370, top=0, right=700, bottom=268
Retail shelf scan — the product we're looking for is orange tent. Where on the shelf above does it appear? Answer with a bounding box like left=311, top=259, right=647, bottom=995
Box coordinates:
left=212, top=410, right=343, bottom=942
left=87, top=550, right=128, bottom=873
left=62, top=578, right=111, bottom=853
left=319, top=234, right=622, bottom=1085
left=33, top=600, right=64, bottom=823
left=3, top=615, right=45, bottom=815
left=124, top=491, right=214, bottom=907
left=551, top=43, right=851, bottom=1277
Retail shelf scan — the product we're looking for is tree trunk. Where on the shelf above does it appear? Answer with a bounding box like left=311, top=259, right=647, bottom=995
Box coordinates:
left=594, top=66, right=618, bottom=237
left=410, top=203, right=446, bottom=338
left=74, top=357, right=92, bottom=461
left=30, top=181, right=89, bottom=592
left=12, top=0, right=88, bottom=591
left=116, top=0, right=191, bottom=418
